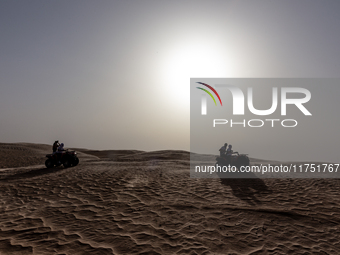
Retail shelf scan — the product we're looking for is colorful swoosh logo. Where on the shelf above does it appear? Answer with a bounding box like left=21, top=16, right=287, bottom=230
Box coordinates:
left=196, top=82, right=223, bottom=106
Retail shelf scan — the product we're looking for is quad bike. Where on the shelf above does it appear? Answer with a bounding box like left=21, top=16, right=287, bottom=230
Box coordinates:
left=45, top=150, right=79, bottom=168
left=215, top=152, right=250, bottom=169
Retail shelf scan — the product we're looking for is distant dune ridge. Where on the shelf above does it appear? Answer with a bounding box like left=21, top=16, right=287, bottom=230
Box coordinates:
left=0, top=143, right=189, bottom=169
left=75, top=148, right=191, bottom=162
left=0, top=143, right=340, bottom=254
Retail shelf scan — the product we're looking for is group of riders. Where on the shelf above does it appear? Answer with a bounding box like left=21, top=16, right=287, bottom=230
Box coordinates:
left=219, top=143, right=233, bottom=157
left=219, top=143, right=234, bottom=164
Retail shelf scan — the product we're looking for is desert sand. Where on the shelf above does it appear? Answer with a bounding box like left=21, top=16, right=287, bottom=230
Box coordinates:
left=0, top=143, right=340, bottom=254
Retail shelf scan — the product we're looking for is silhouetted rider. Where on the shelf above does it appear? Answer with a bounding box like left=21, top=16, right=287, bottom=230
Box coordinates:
left=226, top=144, right=233, bottom=164
left=56, top=143, right=65, bottom=163
left=53, top=140, right=60, bottom=153
left=219, top=143, right=228, bottom=157
left=226, top=144, right=233, bottom=156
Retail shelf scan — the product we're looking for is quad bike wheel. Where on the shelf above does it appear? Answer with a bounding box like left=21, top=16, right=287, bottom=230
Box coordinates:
left=236, top=155, right=250, bottom=169
left=45, top=159, right=54, bottom=168
left=63, top=159, right=71, bottom=168
left=73, top=157, right=79, bottom=166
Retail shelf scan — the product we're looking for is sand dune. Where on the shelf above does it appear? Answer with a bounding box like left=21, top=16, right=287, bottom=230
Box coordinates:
left=74, top=148, right=144, bottom=161
left=1, top=143, right=340, bottom=254
left=0, top=143, right=50, bottom=169
left=75, top=149, right=190, bottom=162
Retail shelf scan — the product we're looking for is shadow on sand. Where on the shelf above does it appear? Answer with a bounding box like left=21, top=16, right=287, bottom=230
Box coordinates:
left=217, top=171, right=272, bottom=205
left=0, top=167, right=66, bottom=181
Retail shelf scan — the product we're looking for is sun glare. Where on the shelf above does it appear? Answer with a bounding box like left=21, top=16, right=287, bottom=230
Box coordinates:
left=159, top=41, right=229, bottom=109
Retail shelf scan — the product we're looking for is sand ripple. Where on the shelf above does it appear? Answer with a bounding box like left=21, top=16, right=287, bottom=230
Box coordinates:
left=1, top=146, right=340, bottom=254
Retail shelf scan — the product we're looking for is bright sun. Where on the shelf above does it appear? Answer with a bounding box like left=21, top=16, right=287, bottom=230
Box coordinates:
left=159, top=40, right=230, bottom=109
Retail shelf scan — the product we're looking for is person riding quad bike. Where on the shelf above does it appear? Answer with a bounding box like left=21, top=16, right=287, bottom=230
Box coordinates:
left=225, top=144, right=233, bottom=164
left=219, top=143, right=228, bottom=157
left=56, top=143, right=66, bottom=163
left=52, top=140, right=60, bottom=153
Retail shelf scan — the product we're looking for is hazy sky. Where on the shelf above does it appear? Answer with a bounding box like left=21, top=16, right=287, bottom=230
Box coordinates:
left=1, top=1, right=340, bottom=155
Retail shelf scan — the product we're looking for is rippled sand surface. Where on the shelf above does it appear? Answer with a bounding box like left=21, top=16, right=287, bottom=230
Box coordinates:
left=1, top=143, right=340, bottom=254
